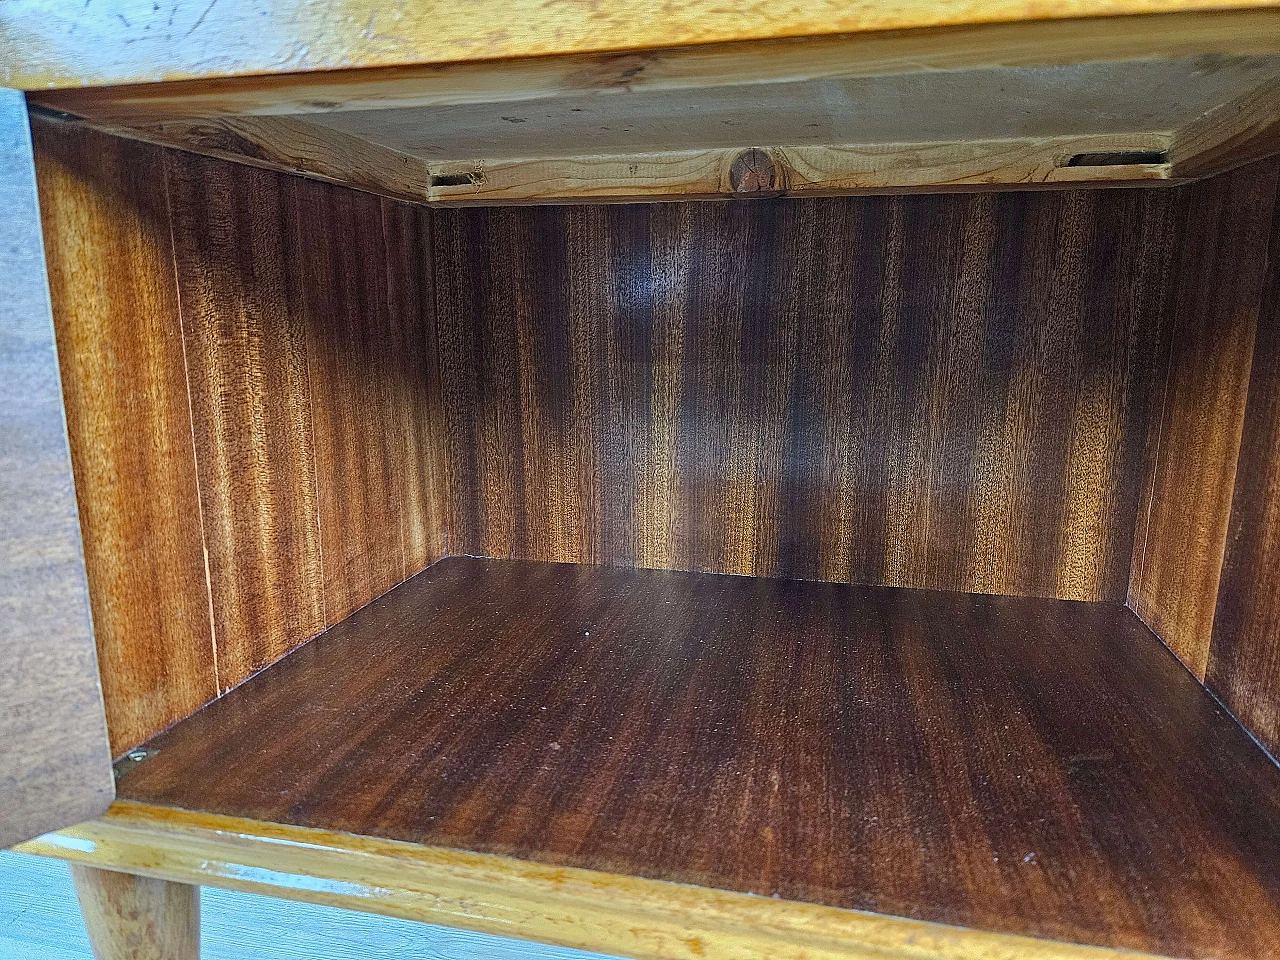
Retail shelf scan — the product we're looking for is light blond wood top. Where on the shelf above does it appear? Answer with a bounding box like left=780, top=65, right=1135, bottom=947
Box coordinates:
left=3, top=0, right=1279, bottom=90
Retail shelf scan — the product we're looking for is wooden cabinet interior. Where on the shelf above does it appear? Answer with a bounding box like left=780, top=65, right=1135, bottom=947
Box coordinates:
left=1129, top=163, right=1280, bottom=675
left=23, top=107, right=1280, bottom=958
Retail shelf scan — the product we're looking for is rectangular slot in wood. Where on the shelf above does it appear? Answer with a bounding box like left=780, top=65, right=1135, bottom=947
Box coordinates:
left=1066, top=149, right=1170, bottom=166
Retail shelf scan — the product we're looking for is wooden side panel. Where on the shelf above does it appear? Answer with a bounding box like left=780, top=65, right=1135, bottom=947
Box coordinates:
left=0, top=92, right=113, bottom=845
left=1128, top=160, right=1280, bottom=677
left=1207, top=192, right=1280, bottom=757
left=433, top=191, right=1174, bottom=600
left=167, top=152, right=448, bottom=684
left=290, top=177, right=406, bottom=622
left=33, top=131, right=448, bottom=740
left=31, top=120, right=217, bottom=757
left=165, top=153, right=325, bottom=691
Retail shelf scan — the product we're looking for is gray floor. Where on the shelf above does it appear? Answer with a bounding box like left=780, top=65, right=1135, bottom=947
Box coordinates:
left=0, top=850, right=619, bottom=960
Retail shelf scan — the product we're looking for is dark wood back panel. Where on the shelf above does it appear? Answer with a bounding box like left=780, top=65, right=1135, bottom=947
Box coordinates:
left=432, top=191, right=1177, bottom=601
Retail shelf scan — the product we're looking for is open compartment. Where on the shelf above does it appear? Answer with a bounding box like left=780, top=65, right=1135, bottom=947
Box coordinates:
left=119, top=556, right=1280, bottom=958
left=24, top=100, right=1280, bottom=959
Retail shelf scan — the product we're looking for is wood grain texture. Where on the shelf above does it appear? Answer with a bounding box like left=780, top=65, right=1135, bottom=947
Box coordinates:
left=1171, top=77, right=1280, bottom=179
left=31, top=119, right=217, bottom=757
left=433, top=192, right=1176, bottom=600
left=3, top=1, right=1278, bottom=90
left=309, top=57, right=1271, bottom=163
left=32, top=130, right=450, bottom=734
left=1128, top=159, right=1280, bottom=677
left=2, top=849, right=613, bottom=960
left=110, top=557, right=1280, bottom=959
left=70, top=865, right=198, bottom=960
left=165, top=151, right=325, bottom=691
left=1207, top=185, right=1280, bottom=757
left=46, top=56, right=1280, bottom=204
left=165, top=149, right=450, bottom=680
left=22, top=12, right=1280, bottom=203
left=289, top=176, right=406, bottom=622
left=111, top=114, right=433, bottom=204
left=382, top=200, right=450, bottom=571
left=59, top=50, right=1278, bottom=206
left=0, top=92, right=113, bottom=845
left=421, top=135, right=1175, bottom=206
left=29, top=12, right=1280, bottom=128
left=22, top=804, right=1182, bottom=960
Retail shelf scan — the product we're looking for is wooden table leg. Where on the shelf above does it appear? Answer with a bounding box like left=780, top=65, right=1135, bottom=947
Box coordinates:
left=70, top=865, right=199, bottom=960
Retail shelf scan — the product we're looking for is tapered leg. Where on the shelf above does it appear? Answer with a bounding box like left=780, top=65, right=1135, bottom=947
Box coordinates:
left=70, top=865, right=199, bottom=960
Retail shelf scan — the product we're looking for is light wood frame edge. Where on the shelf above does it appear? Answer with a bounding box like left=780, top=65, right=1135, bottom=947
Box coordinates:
left=18, top=802, right=1164, bottom=960
left=28, top=110, right=434, bottom=206
left=26, top=8, right=1280, bottom=205
left=22, top=8, right=1280, bottom=120
left=34, top=110, right=1181, bottom=207
left=1168, top=76, right=1280, bottom=177
left=418, top=136, right=1175, bottom=206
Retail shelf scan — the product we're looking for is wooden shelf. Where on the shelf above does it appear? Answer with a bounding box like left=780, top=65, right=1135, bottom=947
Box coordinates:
left=39, top=557, right=1280, bottom=960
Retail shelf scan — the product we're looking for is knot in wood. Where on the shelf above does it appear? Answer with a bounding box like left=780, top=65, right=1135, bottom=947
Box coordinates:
left=729, top=148, right=779, bottom=195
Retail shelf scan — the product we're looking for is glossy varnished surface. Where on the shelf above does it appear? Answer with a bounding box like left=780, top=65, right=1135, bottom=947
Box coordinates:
left=1209, top=193, right=1280, bottom=758
left=32, top=119, right=218, bottom=757
left=434, top=192, right=1175, bottom=601
left=4, top=1, right=1274, bottom=89
left=21, top=803, right=1160, bottom=960
left=165, top=149, right=325, bottom=688
left=121, top=558, right=1280, bottom=958
left=168, top=152, right=448, bottom=679
left=1128, top=158, right=1280, bottom=678
left=33, top=128, right=448, bottom=749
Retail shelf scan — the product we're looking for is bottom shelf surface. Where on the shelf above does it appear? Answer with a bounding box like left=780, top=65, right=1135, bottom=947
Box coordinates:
left=111, top=557, right=1280, bottom=959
